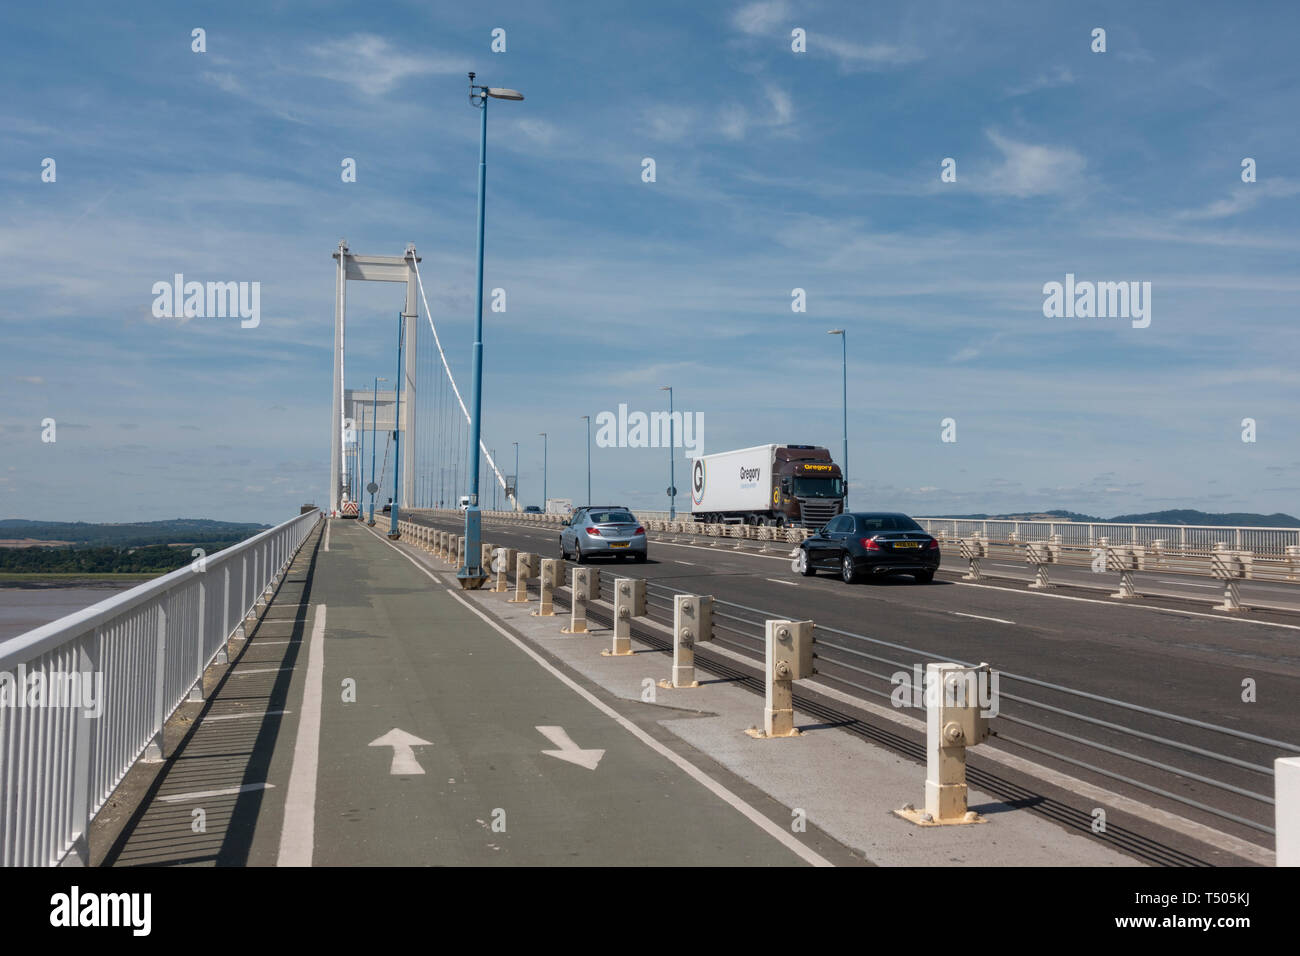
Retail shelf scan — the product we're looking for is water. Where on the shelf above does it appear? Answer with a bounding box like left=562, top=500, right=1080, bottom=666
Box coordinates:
left=0, top=586, right=135, bottom=642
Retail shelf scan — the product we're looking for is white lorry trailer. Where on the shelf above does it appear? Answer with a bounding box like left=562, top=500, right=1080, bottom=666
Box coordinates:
left=689, top=444, right=845, bottom=527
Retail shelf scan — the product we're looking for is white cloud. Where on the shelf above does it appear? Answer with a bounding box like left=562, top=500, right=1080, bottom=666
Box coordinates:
left=818, top=35, right=923, bottom=71
left=732, top=0, right=789, bottom=36
left=304, top=34, right=471, bottom=96
left=764, top=85, right=793, bottom=124
left=977, top=130, right=1087, bottom=198
left=1006, top=65, right=1074, bottom=97
left=642, top=104, right=695, bottom=141
left=1176, top=179, right=1300, bottom=221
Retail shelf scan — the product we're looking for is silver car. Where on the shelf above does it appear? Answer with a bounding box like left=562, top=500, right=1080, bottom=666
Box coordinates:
left=559, top=507, right=647, bottom=563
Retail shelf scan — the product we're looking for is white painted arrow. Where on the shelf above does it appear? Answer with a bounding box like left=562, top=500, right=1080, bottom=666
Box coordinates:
left=369, top=728, right=433, bottom=775
left=536, top=725, right=604, bottom=770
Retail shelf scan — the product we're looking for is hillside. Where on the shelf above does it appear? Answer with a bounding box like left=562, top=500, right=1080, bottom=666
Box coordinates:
left=0, top=518, right=271, bottom=548
left=926, top=509, right=1300, bottom=527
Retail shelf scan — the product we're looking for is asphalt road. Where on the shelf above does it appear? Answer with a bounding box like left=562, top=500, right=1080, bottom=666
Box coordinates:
left=413, top=512, right=1300, bottom=863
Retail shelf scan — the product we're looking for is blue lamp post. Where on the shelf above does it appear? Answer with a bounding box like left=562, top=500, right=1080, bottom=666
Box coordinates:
left=539, top=432, right=547, bottom=508
left=828, top=329, right=848, bottom=509
left=389, top=313, right=405, bottom=537
left=460, top=74, right=524, bottom=586
left=660, top=385, right=675, bottom=519
left=368, top=376, right=387, bottom=525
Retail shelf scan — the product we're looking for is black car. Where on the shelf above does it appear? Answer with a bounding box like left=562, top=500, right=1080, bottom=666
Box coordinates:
left=523, top=505, right=543, bottom=514
left=795, top=512, right=939, bottom=583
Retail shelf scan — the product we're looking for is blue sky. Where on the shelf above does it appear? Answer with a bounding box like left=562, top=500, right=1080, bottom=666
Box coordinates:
left=3, top=0, right=1298, bottom=524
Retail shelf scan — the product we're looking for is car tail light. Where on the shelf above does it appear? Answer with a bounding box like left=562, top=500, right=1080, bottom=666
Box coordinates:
left=586, top=527, right=601, bottom=536
left=927, top=539, right=940, bottom=550
left=860, top=537, right=880, bottom=550
left=634, top=527, right=645, bottom=536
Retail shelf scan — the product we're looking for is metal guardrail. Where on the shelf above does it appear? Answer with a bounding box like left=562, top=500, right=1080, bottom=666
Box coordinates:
left=0, top=508, right=321, bottom=867
left=914, top=517, right=1300, bottom=558
left=581, top=573, right=1298, bottom=845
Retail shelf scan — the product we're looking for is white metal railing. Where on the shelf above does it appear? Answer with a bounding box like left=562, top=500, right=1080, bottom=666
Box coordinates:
left=913, top=518, right=1300, bottom=557
left=0, top=509, right=321, bottom=867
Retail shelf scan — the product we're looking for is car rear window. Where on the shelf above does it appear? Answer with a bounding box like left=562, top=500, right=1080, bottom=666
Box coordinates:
left=588, top=511, right=635, bottom=523
left=857, top=514, right=923, bottom=532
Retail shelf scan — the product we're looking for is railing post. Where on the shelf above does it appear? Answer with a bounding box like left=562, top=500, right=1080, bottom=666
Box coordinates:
left=664, top=594, right=712, bottom=688
left=508, top=553, right=535, bottom=603
left=746, top=618, right=813, bottom=738
left=895, top=662, right=992, bottom=826
left=563, top=567, right=591, bottom=635
left=1278, top=757, right=1300, bottom=866
left=605, top=577, right=646, bottom=657
left=189, top=578, right=206, bottom=701
left=493, top=548, right=517, bottom=593
left=63, top=627, right=99, bottom=867
left=534, top=559, right=558, bottom=617
left=144, top=600, right=168, bottom=762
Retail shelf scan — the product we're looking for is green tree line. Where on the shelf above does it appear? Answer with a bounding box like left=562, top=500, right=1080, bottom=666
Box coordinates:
left=0, top=543, right=244, bottom=574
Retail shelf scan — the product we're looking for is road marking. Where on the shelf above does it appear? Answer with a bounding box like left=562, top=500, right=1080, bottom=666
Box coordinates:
left=952, top=612, right=1015, bottom=625
left=159, top=783, right=275, bottom=803
left=204, top=710, right=291, bottom=722
left=765, top=578, right=798, bottom=587
left=324, top=520, right=331, bottom=552
left=368, top=525, right=831, bottom=866
left=369, top=728, right=433, bottom=775
left=951, top=580, right=1300, bottom=631
left=537, top=725, right=605, bottom=770
left=277, top=603, right=326, bottom=867
left=675, top=560, right=696, bottom=566
left=1156, top=580, right=1219, bottom=589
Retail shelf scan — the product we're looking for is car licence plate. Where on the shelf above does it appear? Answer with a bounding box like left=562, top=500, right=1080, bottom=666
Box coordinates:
left=893, top=542, right=920, bottom=549
left=609, top=542, right=629, bottom=548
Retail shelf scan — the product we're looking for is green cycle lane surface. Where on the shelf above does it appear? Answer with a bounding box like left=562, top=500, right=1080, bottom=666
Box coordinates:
left=297, top=520, right=826, bottom=866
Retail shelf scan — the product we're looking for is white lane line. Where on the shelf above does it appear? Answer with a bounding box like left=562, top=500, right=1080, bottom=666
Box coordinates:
left=371, top=525, right=831, bottom=867
left=952, top=612, right=1015, bottom=625
left=951, top=580, right=1300, bottom=631
left=765, top=578, right=799, bottom=587
left=675, top=560, right=696, bottom=566
left=277, top=603, right=326, bottom=867
left=324, top=520, right=331, bottom=552
left=204, top=710, right=291, bottom=722
left=1156, top=580, right=1219, bottom=589
left=159, top=783, right=275, bottom=803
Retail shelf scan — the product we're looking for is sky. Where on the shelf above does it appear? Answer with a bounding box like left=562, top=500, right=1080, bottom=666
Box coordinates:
left=2, top=0, right=1298, bottom=525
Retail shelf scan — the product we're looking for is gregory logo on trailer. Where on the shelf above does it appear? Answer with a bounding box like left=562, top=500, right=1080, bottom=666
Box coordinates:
left=692, top=459, right=706, bottom=505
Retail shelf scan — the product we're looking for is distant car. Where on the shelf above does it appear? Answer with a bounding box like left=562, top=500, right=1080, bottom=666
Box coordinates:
left=795, top=512, right=939, bottom=583
left=559, top=507, right=647, bottom=563
left=382, top=498, right=392, bottom=514
left=523, top=505, right=543, bottom=514
left=457, top=495, right=469, bottom=512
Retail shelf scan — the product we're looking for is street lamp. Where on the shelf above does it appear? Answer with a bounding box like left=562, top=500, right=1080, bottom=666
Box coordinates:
left=539, top=432, right=547, bottom=508
left=580, top=415, right=591, bottom=506
left=459, top=73, right=524, bottom=586
left=827, top=329, right=848, bottom=509
left=368, top=377, right=387, bottom=524
left=660, top=386, right=675, bottom=519
left=389, top=312, right=406, bottom=537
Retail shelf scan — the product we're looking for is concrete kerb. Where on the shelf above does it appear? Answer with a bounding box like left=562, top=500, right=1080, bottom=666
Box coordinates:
left=381, top=526, right=1140, bottom=867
